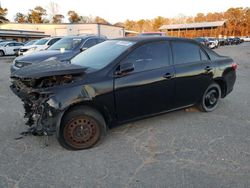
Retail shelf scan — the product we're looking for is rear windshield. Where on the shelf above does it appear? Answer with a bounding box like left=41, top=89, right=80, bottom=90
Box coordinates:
left=48, top=38, right=82, bottom=50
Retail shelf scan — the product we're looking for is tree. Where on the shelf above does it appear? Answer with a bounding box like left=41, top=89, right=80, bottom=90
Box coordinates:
left=68, top=10, right=80, bottom=23
left=244, top=8, right=250, bottom=35
left=14, top=13, right=27, bottom=23
left=28, top=6, right=47, bottom=23
left=0, top=6, right=9, bottom=23
left=52, top=14, right=64, bottom=23
left=124, top=19, right=137, bottom=31
left=194, top=13, right=206, bottom=22
left=152, top=16, right=169, bottom=31
left=79, top=16, right=93, bottom=23
left=225, top=7, right=245, bottom=36
left=137, top=19, right=145, bottom=32
left=94, top=16, right=110, bottom=24
left=47, top=1, right=59, bottom=21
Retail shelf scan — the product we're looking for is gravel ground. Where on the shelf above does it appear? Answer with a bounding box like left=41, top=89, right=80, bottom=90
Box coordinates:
left=0, top=43, right=250, bottom=188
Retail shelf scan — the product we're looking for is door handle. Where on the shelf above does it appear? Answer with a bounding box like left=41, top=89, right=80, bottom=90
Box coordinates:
left=163, top=73, right=174, bottom=79
left=204, top=66, right=213, bottom=71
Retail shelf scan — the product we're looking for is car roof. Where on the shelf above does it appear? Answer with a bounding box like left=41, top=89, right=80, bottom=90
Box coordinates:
left=113, top=36, right=195, bottom=44
left=60, top=35, right=106, bottom=40
left=0, top=41, right=18, bottom=44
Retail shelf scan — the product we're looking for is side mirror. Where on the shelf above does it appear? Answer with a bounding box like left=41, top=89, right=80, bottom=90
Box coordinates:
left=80, top=47, right=88, bottom=52
left=116, top=62, right=135, bottom=75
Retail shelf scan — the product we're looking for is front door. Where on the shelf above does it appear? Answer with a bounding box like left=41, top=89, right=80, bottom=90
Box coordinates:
left=114, top=41, right=175, bottom=122
left=5, top=43, right=16, bottom=55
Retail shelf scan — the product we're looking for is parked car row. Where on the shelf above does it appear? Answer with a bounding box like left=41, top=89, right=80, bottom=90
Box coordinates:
left=194, top=37, right=243, bottom=48
left=10, top=35, right=237, bottom=150
left=11, top=34, right=107, bottom=72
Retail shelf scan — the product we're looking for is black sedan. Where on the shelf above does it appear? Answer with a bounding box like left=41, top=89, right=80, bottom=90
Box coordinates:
left=11, top=35, right=106, bottom=72
left=10, top=37, right=237, bottom=150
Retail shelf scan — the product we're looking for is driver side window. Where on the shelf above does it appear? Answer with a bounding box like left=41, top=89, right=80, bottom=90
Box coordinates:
left=121, top=41, right=171, bottom=73
left=83, top=39, right=97, bottom=48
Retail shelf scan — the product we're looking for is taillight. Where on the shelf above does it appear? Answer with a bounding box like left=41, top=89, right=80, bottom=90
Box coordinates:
left=232, top=63, right=237, bottom=70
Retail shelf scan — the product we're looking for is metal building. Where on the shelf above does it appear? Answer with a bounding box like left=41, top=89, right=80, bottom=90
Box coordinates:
left=159, top=21, right=226, bottom=38
left=0, top=23, right=125, bottom=39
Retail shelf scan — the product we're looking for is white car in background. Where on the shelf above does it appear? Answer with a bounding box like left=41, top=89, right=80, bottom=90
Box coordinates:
left=241, top=36, right=250, bottom=42
left=0, top=41, right=24, bottom=56
left=18, top=37, right=61, bottom=56
left=207, top=37, right=219, bottom=49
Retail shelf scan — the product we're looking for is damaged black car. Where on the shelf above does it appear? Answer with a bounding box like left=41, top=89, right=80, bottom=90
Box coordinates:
left=10, top=37, right=236, bottom=150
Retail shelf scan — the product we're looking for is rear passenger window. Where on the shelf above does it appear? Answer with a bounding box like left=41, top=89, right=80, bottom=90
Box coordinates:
left=6, top=43, right=14, bottom=47
left=122, top=41, right=171, bottom=73
left=172, top=41, right=201, bottom=64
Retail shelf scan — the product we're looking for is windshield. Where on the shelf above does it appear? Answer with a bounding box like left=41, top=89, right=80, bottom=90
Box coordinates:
left=0, top=42, right=9, bottom=46
left=34, top=38, right=49, bottom=45
left=25, top=40, right=37, bottom=46
left=71, top=40, right=135, bottom=70
left=48, top=37, right=82, bottom=50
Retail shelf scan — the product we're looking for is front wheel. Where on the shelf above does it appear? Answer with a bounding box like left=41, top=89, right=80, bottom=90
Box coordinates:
left=57, top=106, right=107, bottom=150
left=199, top=83, right=221, bottom=112
left=0, top=50, right=4, bottom=57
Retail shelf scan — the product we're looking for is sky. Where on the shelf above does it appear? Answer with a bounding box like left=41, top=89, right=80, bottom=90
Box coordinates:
left=1, top=0, right=249, bottom=23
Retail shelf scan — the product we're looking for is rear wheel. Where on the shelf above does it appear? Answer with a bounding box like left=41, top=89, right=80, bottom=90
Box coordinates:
left=199, top=83, right=221, bottom=112
left=57, top=106, right=106, bottom=150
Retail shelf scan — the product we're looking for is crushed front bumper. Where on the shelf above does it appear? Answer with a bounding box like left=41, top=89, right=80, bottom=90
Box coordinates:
left=10, top=81, right=62, bottom=136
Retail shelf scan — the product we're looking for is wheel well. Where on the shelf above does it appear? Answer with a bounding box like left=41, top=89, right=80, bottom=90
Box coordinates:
left=61, top=102, right=111, bottom=127
left=214, top=79, right=227, bottom=98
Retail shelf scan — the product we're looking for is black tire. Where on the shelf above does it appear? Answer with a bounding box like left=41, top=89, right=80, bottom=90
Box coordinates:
left=57, top=106, right=107, bottom=150
left=0, top=50, right=4, bottom=57
left=199, top=83, right=221, bottom=112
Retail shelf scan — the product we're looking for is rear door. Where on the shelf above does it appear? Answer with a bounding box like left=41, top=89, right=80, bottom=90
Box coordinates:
left=114, top=41, right=175, bottom=121
left=171, top=40, right=214, bottom=108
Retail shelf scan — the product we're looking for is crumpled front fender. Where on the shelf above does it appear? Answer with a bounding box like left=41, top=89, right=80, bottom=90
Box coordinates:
left=47, top=84, right=96, bottom=111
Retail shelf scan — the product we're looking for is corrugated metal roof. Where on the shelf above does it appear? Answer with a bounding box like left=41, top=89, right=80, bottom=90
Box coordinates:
left=159, top=21, right=226, bottom=30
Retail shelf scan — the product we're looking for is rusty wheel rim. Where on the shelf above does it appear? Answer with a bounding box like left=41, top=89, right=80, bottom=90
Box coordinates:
left=63, top=115, right=100, bottom=149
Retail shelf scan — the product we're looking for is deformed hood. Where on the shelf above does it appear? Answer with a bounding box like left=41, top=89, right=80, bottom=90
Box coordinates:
left=16, top=50, right=73, bottom=63
left=11, top=60, right=87, bottom=79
